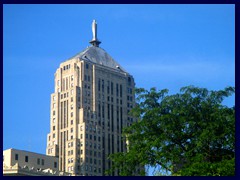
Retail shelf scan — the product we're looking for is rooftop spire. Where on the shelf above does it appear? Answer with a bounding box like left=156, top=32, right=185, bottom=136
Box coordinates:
left=89, top=20, right=101, bottom=47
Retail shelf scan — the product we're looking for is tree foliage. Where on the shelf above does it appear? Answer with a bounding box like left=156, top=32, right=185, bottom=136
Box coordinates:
left=108, top=86, right=235, bottom=176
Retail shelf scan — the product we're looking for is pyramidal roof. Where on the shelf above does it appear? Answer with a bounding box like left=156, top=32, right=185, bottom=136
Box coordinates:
left=69, top=46, right=127, bottom=72
left=65, top=20, right=127, bottom=73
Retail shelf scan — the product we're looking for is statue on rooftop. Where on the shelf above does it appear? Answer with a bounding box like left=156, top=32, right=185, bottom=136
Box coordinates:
left=92, top=20, right=97, bottom=41
left=90, top=20, right=101, bottom=47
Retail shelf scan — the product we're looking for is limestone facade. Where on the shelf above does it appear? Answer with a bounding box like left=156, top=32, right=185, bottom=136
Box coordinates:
left=46, top=46, right=135, bottom=176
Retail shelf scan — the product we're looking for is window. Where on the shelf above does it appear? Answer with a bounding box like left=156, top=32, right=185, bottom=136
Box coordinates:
left=37, top=158, right=40, bottom=165
left=15, top=154, right=18, bottom=160
left=25, top=156, right=28, bottom=162
left=53, top=111, right=55, bottom=116
left=86, top=63, right=89, bottom=69
left=53, top=133, right=55, bottom=138
left=53, top=126, right=55, bottom=131
left=42, top=159, right=44, bottom=165
left=71, top=75, right=74, bottom=81
left=111, top=82, right=113, bottom=95
left=53, top=118, right=55, bottom=123
left=71, top=120, right=73, bottom=125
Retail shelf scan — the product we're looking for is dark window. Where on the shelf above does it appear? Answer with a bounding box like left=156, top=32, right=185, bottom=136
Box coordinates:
left=42, top=159, right=44, bottom=165
left=102, top=80, right=104, bottom=92
left=116, top=83, right=119, bottom=96
left=53, top=126, right=55, bottom=131
left=37, top=158, right=40, bottom=165
left=53, top=111, right=55, bottom=115
left=54, top=162, right=57, bottom=168
left=111, top=82, right=113, bottom=95
left=120, top=85, right=122, bottom=97
left=15, top=154, right=18, bottom=161
left=86, top=63, right=89, bottom=69
left=107, top=81, right=110, bottom=94
left=25, top=156, right=28, bottom=162
left=98, top=79, right=101, bottom=91
left=128, top=77, right=131, bottom=85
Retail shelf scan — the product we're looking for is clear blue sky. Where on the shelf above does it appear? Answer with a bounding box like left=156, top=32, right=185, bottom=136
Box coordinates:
left=3, top=4, right=235, bottom=175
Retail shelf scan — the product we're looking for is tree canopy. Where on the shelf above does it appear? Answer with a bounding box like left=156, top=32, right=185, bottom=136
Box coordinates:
left=107, top=86, right=235, bottom=176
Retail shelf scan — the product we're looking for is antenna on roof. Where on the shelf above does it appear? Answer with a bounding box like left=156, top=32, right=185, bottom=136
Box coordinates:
left=89, top=20, right=101, bottom=47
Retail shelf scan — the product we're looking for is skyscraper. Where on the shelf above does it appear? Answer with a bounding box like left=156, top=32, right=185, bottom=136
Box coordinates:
left=46, top=20, right=135, bottom=176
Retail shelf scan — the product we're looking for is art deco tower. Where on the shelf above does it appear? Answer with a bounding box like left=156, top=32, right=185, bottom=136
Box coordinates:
left=46, top=20, right=135, bottom=176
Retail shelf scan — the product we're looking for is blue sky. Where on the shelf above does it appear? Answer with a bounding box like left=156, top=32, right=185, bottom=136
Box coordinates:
left=3, top=4, right=235, bottom=175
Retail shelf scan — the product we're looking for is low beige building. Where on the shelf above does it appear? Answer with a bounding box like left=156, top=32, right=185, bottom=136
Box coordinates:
left=3, top=148, right=70, bottom=176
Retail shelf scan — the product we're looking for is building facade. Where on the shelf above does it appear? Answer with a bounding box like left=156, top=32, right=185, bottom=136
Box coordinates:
left=3, top=148, right=69, bottom=176
left=46, top=20, right=136, bottom=176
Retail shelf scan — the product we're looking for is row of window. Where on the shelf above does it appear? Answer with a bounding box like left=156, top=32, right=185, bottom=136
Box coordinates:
left=63, top=64, right=71, bottom=70
left=84, top=75, right=91, bottom=82
left=97, top=79, right=123, bottom=97
left=78, top=165, right=101, bottom=174
left=85, top=134, right=101, bottom=142
left=14, top=154, right=57, bottom=168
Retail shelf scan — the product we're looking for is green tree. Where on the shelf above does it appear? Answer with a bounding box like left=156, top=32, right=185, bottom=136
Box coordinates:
left=108, top=86, right=235, bottom=176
